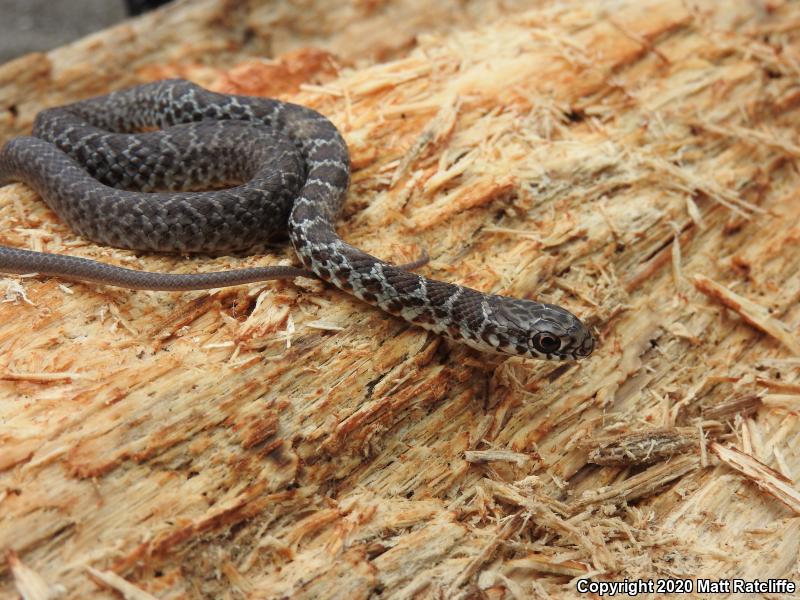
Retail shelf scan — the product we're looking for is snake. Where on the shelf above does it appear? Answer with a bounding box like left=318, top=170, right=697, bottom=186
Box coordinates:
left=0, top=79, right=594, bottom=360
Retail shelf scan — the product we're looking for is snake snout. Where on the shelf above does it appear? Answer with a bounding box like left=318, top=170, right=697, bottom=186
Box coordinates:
left=571, top=328, right=595, bottom=359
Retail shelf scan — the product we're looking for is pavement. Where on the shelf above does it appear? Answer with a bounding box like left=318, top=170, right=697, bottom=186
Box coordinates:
left=0, top=0, right=128, bottom=63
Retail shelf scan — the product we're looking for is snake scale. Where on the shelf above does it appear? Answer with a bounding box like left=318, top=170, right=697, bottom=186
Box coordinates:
left=0, top=79, right=594, bottom=360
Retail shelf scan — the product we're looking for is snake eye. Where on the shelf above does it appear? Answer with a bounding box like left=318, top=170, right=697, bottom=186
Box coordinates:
left=532, top=332, right=561, bottom=354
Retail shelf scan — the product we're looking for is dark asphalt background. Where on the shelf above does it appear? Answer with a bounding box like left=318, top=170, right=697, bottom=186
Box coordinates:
left=0, top=0, right=172, bottom=63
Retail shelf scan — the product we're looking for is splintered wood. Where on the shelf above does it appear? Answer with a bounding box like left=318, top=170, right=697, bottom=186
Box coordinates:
left=2, top=0, right=800, bottom=598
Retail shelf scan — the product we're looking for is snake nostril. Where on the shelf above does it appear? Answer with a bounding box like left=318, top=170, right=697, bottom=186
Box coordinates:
left=580, top=335, right=595, bottom=356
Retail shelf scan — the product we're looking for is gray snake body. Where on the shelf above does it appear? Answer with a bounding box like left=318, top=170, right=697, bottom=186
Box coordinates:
left=0, top=80, right=594, bottom=360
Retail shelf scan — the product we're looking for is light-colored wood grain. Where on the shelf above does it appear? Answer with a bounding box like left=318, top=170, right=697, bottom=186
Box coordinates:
left=2, top=0, right=800, bottom=597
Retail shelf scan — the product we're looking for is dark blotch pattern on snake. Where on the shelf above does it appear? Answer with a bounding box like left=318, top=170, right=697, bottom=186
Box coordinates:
left=0, top=80, right=594, bottom=360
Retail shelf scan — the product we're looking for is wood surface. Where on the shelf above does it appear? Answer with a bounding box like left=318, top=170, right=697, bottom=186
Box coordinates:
left=2, top=0, right=800, bottom=598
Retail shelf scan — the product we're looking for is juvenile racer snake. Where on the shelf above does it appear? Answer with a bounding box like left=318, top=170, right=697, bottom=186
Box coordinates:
left=0, top=80, right=594, bottom=360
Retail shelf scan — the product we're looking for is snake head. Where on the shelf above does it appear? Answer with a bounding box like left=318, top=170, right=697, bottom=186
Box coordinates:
left=485, top=297, right=594, bottom=360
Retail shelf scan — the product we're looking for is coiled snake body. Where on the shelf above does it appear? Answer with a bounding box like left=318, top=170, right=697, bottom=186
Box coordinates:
left=0, top=80, right=593, bottom=360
